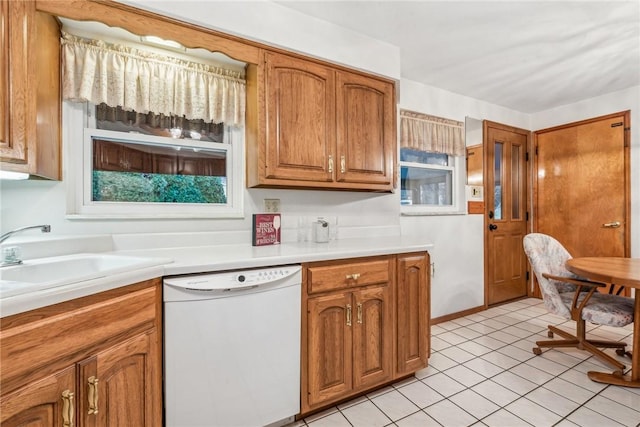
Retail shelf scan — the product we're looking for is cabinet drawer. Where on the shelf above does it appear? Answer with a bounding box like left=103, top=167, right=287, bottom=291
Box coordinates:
left=307, top=258, right=390, bottom=294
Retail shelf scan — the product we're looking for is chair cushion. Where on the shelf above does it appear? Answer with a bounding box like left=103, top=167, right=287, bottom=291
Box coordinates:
left=559, top=292, right=635, bottom=327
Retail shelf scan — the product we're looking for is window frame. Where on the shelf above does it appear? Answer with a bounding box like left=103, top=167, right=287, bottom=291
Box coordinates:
left=400, top=153, right=467, bottom=216
left=65, top=102, right=245, bottom=219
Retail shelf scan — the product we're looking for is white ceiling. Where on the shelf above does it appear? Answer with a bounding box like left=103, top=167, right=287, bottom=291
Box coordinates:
left=275, top=1, right=640, bottom=113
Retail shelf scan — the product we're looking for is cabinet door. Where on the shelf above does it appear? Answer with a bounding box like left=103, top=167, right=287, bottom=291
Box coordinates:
left=153, top=153, right=178, bottom=175
left=0, top=366, right=75, bottom=427
left=307, top=293, right=352, bottom=407
left=79, top=330, right=161, bottom=427
left=335, top=71, right=395, bottom=189
left=0, top=1, right=33, bottom=166
left=396, top=253, right=430, bottom=375
left=352, top=285, right=393, bottom=390
left=0, top=2, right=59, bottom=179
left=264, top=52, right=335, bottom=183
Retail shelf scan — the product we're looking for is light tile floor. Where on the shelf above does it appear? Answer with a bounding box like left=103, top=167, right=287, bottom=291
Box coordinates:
left=291, top=298, right=639, bottom=427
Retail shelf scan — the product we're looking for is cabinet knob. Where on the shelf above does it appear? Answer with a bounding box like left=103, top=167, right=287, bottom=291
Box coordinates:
left=357, top=303, right=363, bottom=324
left=328, top=155, right=334, bottom=173
left=345, top=273, right=361, bottom=281
left=346, top=304, right=352, bottom=326
left=340, top=155, right=345, bottom=173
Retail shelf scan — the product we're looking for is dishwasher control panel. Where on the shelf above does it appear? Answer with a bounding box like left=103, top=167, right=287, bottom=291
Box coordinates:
left=235, top=267, right=296, bottom=285
left=163, top=265, right=302, bottom=299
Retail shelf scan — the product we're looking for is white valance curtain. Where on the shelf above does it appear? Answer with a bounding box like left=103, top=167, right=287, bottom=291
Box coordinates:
left=61, top=32, right=246, bottom=128
left=400, top=109, right=465, bottom=157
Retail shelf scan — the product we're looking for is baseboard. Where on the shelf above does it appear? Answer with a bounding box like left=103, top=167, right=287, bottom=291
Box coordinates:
left=431, top=305, right=486, bottom=325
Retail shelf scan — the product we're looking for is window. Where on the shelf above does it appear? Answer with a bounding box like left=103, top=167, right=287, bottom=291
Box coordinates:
left=60, top=21, right=247, bottom=219
left=65, top=103, right=244, bottom=219
left=400, top=149, right=464, bottom=214
left=399, top=110, right=466, bottom=215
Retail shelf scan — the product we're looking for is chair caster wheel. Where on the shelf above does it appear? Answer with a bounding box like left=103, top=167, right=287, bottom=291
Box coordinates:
left=533, top=347, right=542, bottom=355
left=547, top=331, right=554, bottom=338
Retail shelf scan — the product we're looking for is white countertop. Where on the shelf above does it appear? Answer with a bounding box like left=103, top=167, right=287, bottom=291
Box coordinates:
left=117, top=235, right=434, bottom=276
left=0, top=235, right=432, bottom=318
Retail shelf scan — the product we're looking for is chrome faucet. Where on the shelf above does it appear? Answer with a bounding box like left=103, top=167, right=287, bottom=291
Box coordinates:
left=0, top=225, right=51, bottom=244
left=0, top=225, right=51, bottom=267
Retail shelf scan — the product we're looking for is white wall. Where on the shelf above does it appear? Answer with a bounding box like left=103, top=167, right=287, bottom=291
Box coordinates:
left=398, top=80, right=530, bottom=317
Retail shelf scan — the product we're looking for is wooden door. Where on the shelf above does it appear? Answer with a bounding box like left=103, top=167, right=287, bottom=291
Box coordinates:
left=534, top=112, right=629, bottom=259
left=352, top=285, right=393, bottom=390
left=0, top=366, right=75, bottom=426
left=396, top=253, right=429, bottom=375
left=264, top=52, right=335, bottom=183
left=307, top=293, right=352, bottom=407
left=485, top=121, right=529, bottom=305
left=79, top=331, right=161, bottom=427
left=335, top=71, right=395, bottom=189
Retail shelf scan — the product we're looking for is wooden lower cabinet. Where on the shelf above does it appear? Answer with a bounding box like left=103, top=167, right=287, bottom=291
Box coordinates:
left=302, top=253, right=429, bottom=416
left=307, top=293, right=353, bottom=407
left=397, top=253, right=430, bottom=375
left=0, top=366, right=75, bottom=427
left=0, top=279, right=162, bottom=426
left=352, top=285, right=393, bottom=389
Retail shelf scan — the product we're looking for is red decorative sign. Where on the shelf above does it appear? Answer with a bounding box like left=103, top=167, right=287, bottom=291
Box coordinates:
left=252, top=214, right=281, bottom=246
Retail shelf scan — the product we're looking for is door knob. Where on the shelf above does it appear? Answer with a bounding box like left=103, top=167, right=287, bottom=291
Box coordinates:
left=602, top=221, right=621, bottom=228
left=489, top=224, right=498, bottom=231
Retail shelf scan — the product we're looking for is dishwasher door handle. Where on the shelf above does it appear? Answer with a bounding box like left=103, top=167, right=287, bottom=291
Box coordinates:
left=223, top=285, right=260, bottom=292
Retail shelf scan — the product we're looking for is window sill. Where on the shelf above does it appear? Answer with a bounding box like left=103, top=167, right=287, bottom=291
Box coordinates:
left=401, top=210, right=467, bottom=217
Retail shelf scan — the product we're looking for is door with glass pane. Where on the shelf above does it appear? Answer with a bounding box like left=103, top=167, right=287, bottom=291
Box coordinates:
left=484, top=121, right=529, bottom=305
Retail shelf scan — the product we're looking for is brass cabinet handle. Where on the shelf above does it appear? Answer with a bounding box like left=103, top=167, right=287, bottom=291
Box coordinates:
left=357, top=303, right=363, bottom=324
left=340, top=155, right=345, bottom=173
left=346, top=304, right=352, bottom=326
left=328, top=155, right=333, bottom=173
left=345, top=273, right=361, bottom=280
left=602, top=221, right=621, bottom=228
left=62, top=390, right=74, bottom=427
left=88, top=376, right=99, bottom=415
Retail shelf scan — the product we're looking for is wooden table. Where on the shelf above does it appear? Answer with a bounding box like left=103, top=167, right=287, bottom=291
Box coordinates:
left=566, top=257, right=640, bottom=387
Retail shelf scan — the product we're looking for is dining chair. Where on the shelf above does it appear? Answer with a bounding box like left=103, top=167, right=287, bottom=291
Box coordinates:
left=522, top=233, right=634, bottom=372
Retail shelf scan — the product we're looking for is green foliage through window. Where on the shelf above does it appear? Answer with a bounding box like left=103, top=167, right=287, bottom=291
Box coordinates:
left=92, top=171, right=227, bottom=204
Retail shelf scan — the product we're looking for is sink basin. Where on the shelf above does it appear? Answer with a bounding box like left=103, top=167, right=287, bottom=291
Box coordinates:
left=0, top=253, right=167, bottom=298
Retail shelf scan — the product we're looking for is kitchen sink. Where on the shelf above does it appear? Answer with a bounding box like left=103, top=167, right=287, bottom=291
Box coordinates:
left=0, top=253, right=167, bottom=298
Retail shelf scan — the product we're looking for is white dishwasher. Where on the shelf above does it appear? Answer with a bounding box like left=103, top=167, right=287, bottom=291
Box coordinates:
left=164, top=265, right=301, bottom=427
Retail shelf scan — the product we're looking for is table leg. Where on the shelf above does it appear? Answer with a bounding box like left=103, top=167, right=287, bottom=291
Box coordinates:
left=587, top=290, right=640, bottom=387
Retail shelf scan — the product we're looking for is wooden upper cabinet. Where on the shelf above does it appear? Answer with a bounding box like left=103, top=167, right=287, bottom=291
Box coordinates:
left=252, top=50, right=396, bottom=191
left=0, top=1, right=31, bottom=167
left=335, top=71, right=395, bottom=188
left=264, top=52, right=335, bottom=183
left=0, top=1, right=60, bottom=179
